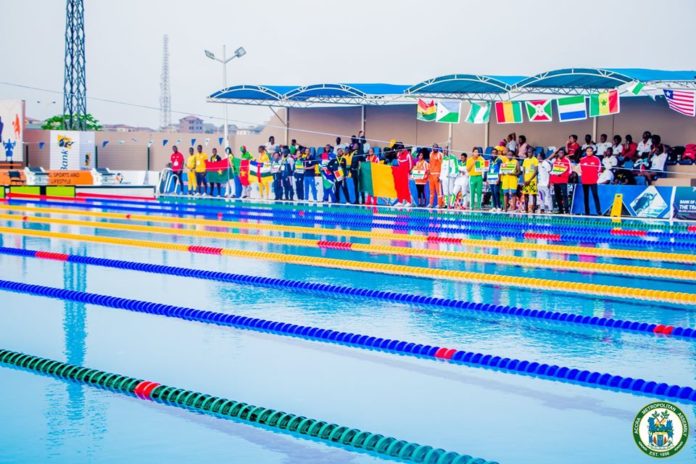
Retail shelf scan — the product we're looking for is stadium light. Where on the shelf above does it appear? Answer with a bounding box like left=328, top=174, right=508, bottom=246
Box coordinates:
left=205, top=44, right=246, bottom=149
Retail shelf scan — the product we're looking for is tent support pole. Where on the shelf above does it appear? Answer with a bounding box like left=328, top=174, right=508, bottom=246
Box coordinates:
left=484, top=118, right=490, bottom=148
left=361, top=105, right=365, bottom=133
left=447, top=123, right=453, bottom=150
left=592, top=116, right=598, bottom=142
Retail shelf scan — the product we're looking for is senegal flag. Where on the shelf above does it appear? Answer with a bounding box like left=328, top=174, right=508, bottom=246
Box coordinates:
left=359, top=162, right=411, bottom=203
left=417, top=99, right=436, bottom=121
left=589, top=89, right=620, bottom=117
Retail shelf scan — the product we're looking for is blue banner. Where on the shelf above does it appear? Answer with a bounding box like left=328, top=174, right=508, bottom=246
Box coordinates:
left=672, top=187, right=696, bottom=220
left=572, top=184, right=672, bottom=218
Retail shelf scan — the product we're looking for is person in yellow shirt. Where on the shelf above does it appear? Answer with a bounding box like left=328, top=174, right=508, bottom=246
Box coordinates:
left=256, top=145, right=272, bottom=200
left=185, top=147, right=197, bottom=195
left=194, top=145, right=209, bottom=196
left=500, top=148, right=520, bottom=212
left=521, top=146, right=539, bottom=213
left=466, top=147, right=485, bottom=210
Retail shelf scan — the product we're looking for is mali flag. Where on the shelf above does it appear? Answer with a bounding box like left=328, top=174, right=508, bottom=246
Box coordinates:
left=417, top=99, right=436, bottom=121
left=359, top=162, right=411, bottom=202
left=589, top=89, right=620, bottom=117
left=495, top=101, right=523, bottom=124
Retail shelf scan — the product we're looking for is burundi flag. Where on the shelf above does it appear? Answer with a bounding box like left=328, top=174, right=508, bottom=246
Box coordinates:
left=435, top=100, right=461, bottom=123
left=556, top=96, right=587, bottom=122
left=465, top=101, right=491, bottom=124
left=525, top=100, right=553, bottom=122
left=417, top=99, right=436, bottom=121
left=494, top=101, right=523, bottom=124
left=589, top=90, right=620, bottom=117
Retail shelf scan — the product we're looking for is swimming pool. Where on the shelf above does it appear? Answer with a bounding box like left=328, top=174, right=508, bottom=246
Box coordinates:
left=1, top=196, right=694, bottom=463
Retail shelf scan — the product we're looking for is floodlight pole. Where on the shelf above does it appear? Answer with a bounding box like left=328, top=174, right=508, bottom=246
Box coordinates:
left=205, top=44, right=246, bottom=149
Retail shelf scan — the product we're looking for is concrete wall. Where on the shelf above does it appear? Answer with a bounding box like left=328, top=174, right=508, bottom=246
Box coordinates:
left=23, top=97, right=696, bottom=171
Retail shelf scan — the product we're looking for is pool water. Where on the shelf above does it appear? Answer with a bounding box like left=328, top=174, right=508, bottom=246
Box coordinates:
left=0, top=198, right=694, bottom=464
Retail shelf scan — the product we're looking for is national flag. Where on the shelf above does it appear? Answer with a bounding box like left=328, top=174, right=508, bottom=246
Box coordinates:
left=248, top=160, right=260, bottom=183
left=239, top=159, right=250, bottom=186
left=556, top=96, right=587, bottom=122
left=205, top=158, right=231, bottom=183
left=435, top=100, right=461, bottom=123
left=589, top=90, right=620, bottom=117
left=392, top=164, right=412, bottom=203
left=525, top=100, right=553, bottom=122
left=625, top=81, right=645, bottom=96
left=359, top=162, right=397, bottom=199
left=465, top=101, right=491, bottom=124
left=663, top=89, right=696, bottom=117
left=494, top=101, right=523, bottom=124
left=416, top=99, right=436, bottom=121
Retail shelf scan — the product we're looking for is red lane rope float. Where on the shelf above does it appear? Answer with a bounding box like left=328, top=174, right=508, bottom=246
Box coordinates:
left=75, top=192, right=156, bottom=201
left=1, top=279, right=694, bottom=404
left=0, top=349, right=488, bottom=463
left=611, top=228, right=649, bottom=237
left=523, top=232, right=562, bottom=241
left=0, top=245, right=688, bottom=338
left=6, top=193, right=87, bottom=202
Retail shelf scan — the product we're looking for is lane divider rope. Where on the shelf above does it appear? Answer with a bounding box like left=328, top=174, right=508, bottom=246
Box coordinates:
left=7, top=196, right=694, bottom=250
left=0, top=225, right=693, bottom=305
left=1, top=281, right=694, bottom=404
left=2, top=202, right=694, bottom=265
left=0, top=349, right=490, bottom=464
left=2, top=245, right=690, bottom=337
left=3, top=210, right=694, bottom=282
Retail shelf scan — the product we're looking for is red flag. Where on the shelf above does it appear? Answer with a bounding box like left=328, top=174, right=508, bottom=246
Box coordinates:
left=239, top=159, right=250, bottom=186
left=392, top=164, right=412, bottom=203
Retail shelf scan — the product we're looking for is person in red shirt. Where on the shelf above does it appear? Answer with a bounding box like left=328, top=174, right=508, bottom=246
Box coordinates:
left=579, top=147, right=602, bottom=215
left=565, top=135, right=580, bottom=162
left=622, top=134, right=638, bottom=161
left=549, top=147, right=571, bottom=214
left=169, top=145, right=185, bottom=194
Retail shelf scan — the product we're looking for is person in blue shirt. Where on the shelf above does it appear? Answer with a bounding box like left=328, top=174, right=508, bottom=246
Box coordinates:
left=303, top=150, right=319, bottom=202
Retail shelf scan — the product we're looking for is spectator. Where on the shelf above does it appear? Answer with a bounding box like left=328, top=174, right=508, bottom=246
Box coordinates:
left=335, top=136, right=346, bottom=154
left=169, top=145, right=184, bottom=194
left=335, top=148, right=351, bottom=203
left=349, top=143, right=365, bottom=204
left=357, top=130, right=367, bottom=154
left=644, top=144, right=668, bottom=184
left=598, top=149, right=618, bottom=184
left=487, top=148, right=503, bottom=212
left=537, top=151, right=552, bottom=214
left=452, top=152, right=469, bottom=209
left=302, top=148, right=318, bottom=202
left=209, top=147, right=223, bottom=197
left=506, top=133, right=518, bottom=154
left=185, top=147, right=197, bottom=195
left=566, top=135, right=580, bottom=161
left=293, top=148, right=306, bottom=201
left=579, top=147, right=602, bottom=215
left=428, top=144, right=444, bottom=208
left=549, top=148, right=571, bottom=214
left=596, top=134, right=611, bottom=157
left=467, top=147, right=485, bottom=210
left=440, top=147, right=458, bottom=208
left=517, top=135, right=528, bottom=160
left=521, top=146, right=538, bottom=213
left=622, top=134, right=637, bottom=161
left=500, top=149, right=520, bottom=212
left=265, top=136, right=277, bottom=155
left=412, top=151, right=429, bottom=207
left=194, top=144, right=208, bottom=196
left=581, top=134, right=596, bottom=153
left=289, top=139, right=299, bottom=156
left=611, top=135, right=623, bottom=156
left=637, top=131, right=652, bottom=156
left=281, top=150, right=294, bottom=200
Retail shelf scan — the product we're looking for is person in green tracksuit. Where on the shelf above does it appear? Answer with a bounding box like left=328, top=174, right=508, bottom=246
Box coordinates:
left=466, top=147, right=485, bottom=210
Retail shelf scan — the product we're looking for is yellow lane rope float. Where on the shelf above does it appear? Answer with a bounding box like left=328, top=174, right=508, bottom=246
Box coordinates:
left=1, top=203, right=693, bottom=265
left=0, top=224, right=693, bottom=306
left=0, top=210, right=694, bottom=282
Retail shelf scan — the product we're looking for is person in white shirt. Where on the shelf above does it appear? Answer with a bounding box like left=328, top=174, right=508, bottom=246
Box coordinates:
left=637, top=131, right=652, bottom=156
left=505, top=133, right=518, bottom=154
left=452, top=152, right=470, bottom=209
left=611, top=135, right=623, bottom=156
left=598, top=151, right=618, bottom=184
left=645, top=144, right=668, bottom=184
left=581, top=134, right=597, bottom=153
left=595, top=134, right=611, bottom=157
left=536, top=151, right=553, bottom=213
left=265, top=136, right=277, bottom=155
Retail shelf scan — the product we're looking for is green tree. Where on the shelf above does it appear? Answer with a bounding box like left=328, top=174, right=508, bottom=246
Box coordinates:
left=41, top=113, right=102, bottom=131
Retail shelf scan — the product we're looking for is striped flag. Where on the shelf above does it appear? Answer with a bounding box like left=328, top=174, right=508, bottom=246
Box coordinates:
left=465, top=101, right=491, bottom=124
left=416, top=99, right=436, bottom=121
left=525, top=100, right=553, bottom=122
left=494, top=101, right=523, bottom=124
left=663, top=89, right=696, bottom=117
left=589, top=90, right=620, bottom=117
left=625, top=81, right=645, bottom=96
left=556, top=96, right=587, bottom=122
left=435, top=100, right=461, bottom=123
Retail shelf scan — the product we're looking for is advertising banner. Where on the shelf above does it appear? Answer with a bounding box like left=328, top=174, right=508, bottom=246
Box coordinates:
left=572, top=184, right=673, bottom=218
left=0, top=100, right=25, bottom=163
left=49, top=130, right=95, bottom=170
left=46, top=170, right=93, bottom=185
left=672, top=187, right=696, bottom=220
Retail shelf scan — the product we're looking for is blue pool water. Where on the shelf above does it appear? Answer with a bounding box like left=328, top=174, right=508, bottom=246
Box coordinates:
left=0, top=199, right=695, bottom=463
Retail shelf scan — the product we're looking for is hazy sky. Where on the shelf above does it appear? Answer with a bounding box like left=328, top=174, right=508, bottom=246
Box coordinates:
left=1, top=0, right=694, bottom=128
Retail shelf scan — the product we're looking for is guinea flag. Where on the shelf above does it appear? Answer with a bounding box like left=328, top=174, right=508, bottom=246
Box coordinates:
left=417, top=99, right=436, bottom=121
left=494, top=101, right=523, bottom=124
left=589, top=89, right=620, bottom=117
left=359, top=162, right=398, bottom=199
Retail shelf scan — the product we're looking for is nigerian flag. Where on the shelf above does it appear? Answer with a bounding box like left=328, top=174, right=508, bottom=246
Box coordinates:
left=465, top=101, right=491, bottom=124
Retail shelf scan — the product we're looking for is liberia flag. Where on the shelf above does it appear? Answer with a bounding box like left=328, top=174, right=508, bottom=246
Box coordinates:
left=663, top=89, right=695, bottom=117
